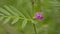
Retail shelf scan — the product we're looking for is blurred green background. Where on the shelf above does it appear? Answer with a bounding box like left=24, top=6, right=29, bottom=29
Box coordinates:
left=0, top=0, right=60, bottom=34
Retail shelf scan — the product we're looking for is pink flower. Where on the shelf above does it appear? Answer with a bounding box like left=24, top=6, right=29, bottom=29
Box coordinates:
left=33, top=12, right=44, bottom=20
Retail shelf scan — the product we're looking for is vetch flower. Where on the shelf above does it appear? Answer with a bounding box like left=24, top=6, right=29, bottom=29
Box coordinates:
left=33, top=12, right=44, bottom=20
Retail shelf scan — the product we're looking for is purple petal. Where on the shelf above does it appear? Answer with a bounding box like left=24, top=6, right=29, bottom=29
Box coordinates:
left=34, top=12, right=44, bottom=20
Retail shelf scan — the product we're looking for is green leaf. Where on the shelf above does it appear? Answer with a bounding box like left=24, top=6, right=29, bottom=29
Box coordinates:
left=22, top=19, right=27, bottom=29
left=11, top=17, right=20, bottom=24
left=3, top=17, right=11, bottom=24
left=0, top=17, right=4, bottom=21
left=3, top=5, right=19, bottom=16
left=0, top=8, right=11, bottom=16
left=8, top=5, right=26, bottom=18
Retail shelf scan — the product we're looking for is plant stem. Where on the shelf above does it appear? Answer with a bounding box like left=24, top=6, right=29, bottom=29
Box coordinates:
left=33, top=24, right=37, bottom=34
left=32, top=0, right=37, bottom=34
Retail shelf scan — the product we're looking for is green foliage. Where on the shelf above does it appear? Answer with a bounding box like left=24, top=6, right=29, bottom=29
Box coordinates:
left=0, top=0, right=60, bottom=34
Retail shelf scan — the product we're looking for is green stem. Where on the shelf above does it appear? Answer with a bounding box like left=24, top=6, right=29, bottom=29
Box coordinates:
left=32, top=0, right=37, bottom=34
left=33, top=24, right=37, bottom=34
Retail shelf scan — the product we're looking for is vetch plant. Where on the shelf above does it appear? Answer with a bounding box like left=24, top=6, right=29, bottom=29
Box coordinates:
left=0, top=0, right=60, bottom=34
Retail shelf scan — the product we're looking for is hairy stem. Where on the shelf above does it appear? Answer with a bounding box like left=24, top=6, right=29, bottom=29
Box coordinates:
left=32, top=0, right=37, bottom=34
left=33, top=24, right=37, bottom=34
